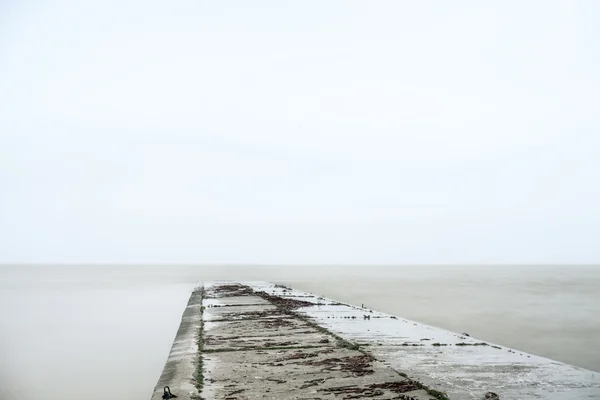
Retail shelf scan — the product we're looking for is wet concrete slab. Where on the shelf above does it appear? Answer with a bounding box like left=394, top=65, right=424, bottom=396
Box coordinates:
left=243, top=282, right=600, bottom=400
left=202, top=282, right=439, bottom=400
left=204, top=318, right=332, bottom=351
left=204, top=347, right=431, bottom=399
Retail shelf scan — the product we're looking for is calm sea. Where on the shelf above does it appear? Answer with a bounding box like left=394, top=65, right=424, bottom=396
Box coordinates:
left=1, top=265, right=598, bottom=400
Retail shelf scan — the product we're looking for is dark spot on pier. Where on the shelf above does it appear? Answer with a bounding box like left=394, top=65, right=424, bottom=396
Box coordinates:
left=301, top=354, right=375, bottom=377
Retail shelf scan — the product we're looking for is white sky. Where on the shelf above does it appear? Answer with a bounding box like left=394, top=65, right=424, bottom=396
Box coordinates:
left=1, top=0, right=599, bottom=264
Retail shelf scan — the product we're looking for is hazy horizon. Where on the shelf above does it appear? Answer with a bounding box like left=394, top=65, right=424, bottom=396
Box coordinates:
left=3, top=263, right=600, bottom=267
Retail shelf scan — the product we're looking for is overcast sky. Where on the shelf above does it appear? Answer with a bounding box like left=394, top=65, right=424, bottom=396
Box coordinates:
left=1, top=0, right=599, bottom=264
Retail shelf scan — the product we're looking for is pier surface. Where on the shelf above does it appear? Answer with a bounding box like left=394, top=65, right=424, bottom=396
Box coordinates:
left=152, top=281, right=600, bottom=399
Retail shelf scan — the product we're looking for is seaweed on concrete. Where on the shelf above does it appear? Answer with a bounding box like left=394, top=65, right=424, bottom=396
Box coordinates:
left=193, top=293, right=205, bottom=398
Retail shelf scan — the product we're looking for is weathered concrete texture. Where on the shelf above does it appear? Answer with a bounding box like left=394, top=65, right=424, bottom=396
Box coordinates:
left=243, top=282, right=600, bottom=400
left=202, top=282, right=438, bottom=400
left=151, top=284, right=203, bottom=400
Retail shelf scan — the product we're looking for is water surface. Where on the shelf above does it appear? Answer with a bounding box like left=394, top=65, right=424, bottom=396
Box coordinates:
left=0, top=265, right=598, bottom=400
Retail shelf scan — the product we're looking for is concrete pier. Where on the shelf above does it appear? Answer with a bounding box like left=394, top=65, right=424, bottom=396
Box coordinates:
left=153, top=281, right=600, bottom=399
left=150, top=284, right=203, bottom=400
